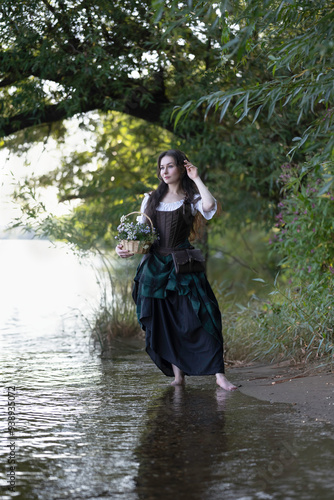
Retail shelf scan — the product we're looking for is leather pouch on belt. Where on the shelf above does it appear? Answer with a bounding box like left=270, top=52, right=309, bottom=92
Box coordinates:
left=171, top=248, right=206, bottom=274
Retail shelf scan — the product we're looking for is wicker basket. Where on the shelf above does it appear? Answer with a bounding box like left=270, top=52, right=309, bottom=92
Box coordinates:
left=119, top=211, right=154, bottom=254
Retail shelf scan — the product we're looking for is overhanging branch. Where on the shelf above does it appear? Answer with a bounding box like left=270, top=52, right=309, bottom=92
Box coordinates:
left=0, top=85, right=175, bottom=138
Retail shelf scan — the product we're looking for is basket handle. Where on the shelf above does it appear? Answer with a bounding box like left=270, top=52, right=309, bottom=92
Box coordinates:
left=123, top=211, right=154, bottom=232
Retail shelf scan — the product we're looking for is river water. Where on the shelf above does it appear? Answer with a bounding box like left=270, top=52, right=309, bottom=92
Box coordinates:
left=1, top=240, right=334, bottom=500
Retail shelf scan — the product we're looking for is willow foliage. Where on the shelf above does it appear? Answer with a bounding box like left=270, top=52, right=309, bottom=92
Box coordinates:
left=173, top=0, right=334, bottom=162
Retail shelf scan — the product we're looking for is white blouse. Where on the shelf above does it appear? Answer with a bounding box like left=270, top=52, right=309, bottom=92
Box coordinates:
left=137, top=193, right=217, bottom=223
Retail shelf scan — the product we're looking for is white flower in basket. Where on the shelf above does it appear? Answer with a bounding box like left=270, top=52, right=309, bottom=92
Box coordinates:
left=116, top=211, right=157, bottom=254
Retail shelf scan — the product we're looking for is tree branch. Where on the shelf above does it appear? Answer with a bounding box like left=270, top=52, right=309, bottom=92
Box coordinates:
left=0, top=75, right=17, bottom=88
left=0, top=104, right=71, bottom=138
left=210, top=246, right=259, bottom=273
left=40, top=0, right=82, bottom=51
left=0, top=81, right=174, bottom=138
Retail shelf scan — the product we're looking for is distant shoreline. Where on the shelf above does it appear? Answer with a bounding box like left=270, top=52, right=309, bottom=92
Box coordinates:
left=0, top=228, right=46, bottom=240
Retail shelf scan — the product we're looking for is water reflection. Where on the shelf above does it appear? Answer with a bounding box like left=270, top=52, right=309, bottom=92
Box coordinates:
left=134, top=381, right=334, bottom=500
left=135, top=386, right=229, bottom=500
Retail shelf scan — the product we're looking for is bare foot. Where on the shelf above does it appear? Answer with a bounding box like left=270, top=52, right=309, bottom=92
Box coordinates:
left=171, top=364, right=185, bottom=386
left=216, top=373, right=238, bottom=391
left=171, top=378, right=185, bottom=386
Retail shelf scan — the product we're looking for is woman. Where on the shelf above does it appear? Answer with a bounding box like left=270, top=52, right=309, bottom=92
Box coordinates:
left=116, top=149, right=237, bottom=391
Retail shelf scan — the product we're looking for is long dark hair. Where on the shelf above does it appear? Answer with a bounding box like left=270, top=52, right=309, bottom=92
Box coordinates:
left=144, top=149, right=204, bottom=240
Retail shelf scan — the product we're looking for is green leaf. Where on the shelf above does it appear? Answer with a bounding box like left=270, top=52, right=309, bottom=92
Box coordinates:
left=274, top=272, right=280, bottom=287
left=252, top=105, right=263, bottom=123
left=219, top=97, right=232, bottom=121
left=151, top=0, right=165, bottom=23
left=317, top=178, right=333, bottom=197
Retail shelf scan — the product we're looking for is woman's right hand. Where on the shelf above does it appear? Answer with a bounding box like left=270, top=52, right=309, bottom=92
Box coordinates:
left=115, top=244, right=134, bottom=258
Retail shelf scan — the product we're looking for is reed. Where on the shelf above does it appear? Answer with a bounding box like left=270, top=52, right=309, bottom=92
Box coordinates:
left=86, top=255, right=143, bottom=356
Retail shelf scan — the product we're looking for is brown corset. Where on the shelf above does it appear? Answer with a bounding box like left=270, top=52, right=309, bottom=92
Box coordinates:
left=155, top=203, right=194, bottom=248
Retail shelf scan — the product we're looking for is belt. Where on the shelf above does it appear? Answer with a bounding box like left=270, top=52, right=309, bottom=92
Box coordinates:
left=154, top=245, right=193, bottom=256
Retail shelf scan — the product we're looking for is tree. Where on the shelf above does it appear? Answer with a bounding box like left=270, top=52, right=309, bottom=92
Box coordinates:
left=0, top=0, right=218, bottom=137
left=11, top=112, right=174, bottom=250
left=2, top=0, right=314, bottom=251
left=174, top=0, right=333, bottom=161
left=170, top=0, right=334, bottom=278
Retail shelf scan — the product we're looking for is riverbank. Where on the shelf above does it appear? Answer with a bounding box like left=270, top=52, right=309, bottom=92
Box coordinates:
left=229, top=360, right=334, bottom=425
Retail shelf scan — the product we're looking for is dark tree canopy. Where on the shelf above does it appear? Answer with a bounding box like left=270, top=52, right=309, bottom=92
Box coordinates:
left=0, top=0, right=221, bottom=137
left=3, top=0, right=331, bottom=252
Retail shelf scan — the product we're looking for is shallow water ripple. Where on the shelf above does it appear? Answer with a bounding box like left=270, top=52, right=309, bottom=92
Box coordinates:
left=1, top=241, right=334, bottom=499
left=2, top=333, right=334, bottom=500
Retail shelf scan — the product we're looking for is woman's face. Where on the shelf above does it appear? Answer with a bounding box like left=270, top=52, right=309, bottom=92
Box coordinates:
left=159, top=155, right=181, bottom=185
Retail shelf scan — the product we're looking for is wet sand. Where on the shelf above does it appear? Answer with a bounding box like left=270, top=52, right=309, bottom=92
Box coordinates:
left=229, top=361, right=334, bottom=425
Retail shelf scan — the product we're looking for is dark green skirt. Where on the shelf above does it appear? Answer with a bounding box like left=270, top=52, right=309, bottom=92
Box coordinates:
left=132, top=250, right=225, bottom=377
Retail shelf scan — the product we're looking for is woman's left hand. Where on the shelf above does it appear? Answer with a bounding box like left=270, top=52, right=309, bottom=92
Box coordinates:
left=184, top=160, right=199, bottom=180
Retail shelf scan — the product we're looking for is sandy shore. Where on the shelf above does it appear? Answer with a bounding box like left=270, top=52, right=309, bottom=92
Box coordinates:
left=229, top=361, right=334, bottom=425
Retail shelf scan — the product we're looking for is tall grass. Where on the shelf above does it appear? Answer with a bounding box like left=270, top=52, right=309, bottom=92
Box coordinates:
left=86, top=251, right=334, bottom=369
left=85, top=254, right=143, bottom=356
left=213, top=276, right=334, bottom=368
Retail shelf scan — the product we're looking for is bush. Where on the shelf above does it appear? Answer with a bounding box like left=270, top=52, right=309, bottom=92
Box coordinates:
left=215, top=276, right=334, bottom=366
left=271, top=160, right=334, bottom=281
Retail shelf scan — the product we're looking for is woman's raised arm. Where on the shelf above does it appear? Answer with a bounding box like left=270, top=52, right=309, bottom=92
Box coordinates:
left=184, top=160, right=216, bottom=212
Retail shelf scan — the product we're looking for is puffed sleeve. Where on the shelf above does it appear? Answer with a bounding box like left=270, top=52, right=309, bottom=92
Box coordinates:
left=191, top=194, right=217, bottom=220
left=136, top=193, right=150, bottom=223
